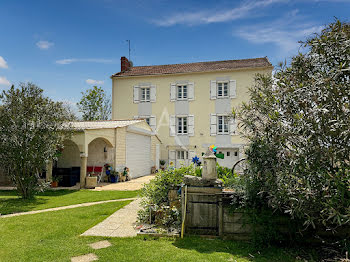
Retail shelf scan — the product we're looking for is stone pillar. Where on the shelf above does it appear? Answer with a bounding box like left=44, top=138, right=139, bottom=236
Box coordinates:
left=80, top=155, right=88, bottom=188
left=46, top=160, right=53, bottom=182
left=202, top=153, right=217, bottom=180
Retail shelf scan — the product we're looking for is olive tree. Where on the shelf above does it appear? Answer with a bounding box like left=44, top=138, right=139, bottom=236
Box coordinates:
left=0, top=83, right=71, bottom=199
left=237, top=20, right=350, bottom=229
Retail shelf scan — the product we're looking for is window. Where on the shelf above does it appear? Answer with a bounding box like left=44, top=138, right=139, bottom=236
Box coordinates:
left=145, top=118, right=150, bottom=125
left=140, top=87, right=150, bottom=102
left=177, top=117, right=188, bottom=135
left=177, top=150, right=188, bottom=160
left=217, top=115, right=229, bottom=134
left=234, top=151, right=238, bottom=157
left=177, top=85, right=188, bottom=100
left=227, top=151, right=230, bottom=157
left=217, top=82, right=228, bottom=98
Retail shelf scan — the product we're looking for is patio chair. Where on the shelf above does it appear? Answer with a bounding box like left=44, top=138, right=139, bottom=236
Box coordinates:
left=87, top=166, right=94, bottom=175
left=93, top=166, right=104, bottom=184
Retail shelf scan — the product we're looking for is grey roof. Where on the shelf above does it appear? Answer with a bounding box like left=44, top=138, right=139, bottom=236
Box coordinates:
left=67, top=120, right=144, bottom=130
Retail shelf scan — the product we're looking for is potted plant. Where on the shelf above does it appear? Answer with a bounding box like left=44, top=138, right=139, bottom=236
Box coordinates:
left=120, top=167, right=129, bottom=182
left=110, top=171, right=119, bottom=183
left=160, top=160, right=166, bottom=170
left=51, top=175, right=61, bottom=188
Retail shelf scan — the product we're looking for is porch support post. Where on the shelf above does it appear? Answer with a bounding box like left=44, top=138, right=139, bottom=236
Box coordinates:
left=46, top=160, right=53, bottom=182
left=80, top=155, right=88, bottom=188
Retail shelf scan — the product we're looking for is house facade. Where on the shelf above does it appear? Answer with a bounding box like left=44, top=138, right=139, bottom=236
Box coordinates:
left=111, top=57, right=273, bottom=168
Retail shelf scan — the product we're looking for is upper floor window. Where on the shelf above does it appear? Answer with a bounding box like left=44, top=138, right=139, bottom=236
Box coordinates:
left=217, top=82, right=228, bottom=98
left=210, top=79, right=236, bottom=99
left=217, top=115, right=229, bottom=134
left=141, top=87, right=150, bottom=102
left=177, top=85, right=188, bottom=100
left=177, top=117, right=188, bottom=135
left=170, top=82, right=194, bottom=101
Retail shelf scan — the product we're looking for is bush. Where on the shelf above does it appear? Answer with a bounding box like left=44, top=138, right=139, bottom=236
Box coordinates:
left=138, top=165, right=197, bottom=227
left=138, top=163, right=240, bottom=226
left=237, top=20, right=350, bottom=230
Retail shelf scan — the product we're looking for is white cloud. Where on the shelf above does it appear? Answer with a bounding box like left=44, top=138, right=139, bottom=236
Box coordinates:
left=86, top=79, right=104, bottom=85
left=55, top=58, right=114, bottom=65
left=235, top=11, right=323, bottom=55
left=0, top=76, right=11, bottom=87
left=152, top=0, right=287, bottom=26
left=36, top=40, right=54, bottom=50
left=0, top=56, right=8, bottom=69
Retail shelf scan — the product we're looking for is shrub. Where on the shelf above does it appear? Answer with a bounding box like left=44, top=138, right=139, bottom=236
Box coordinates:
left=138, top=165, right=197, bottom=227
left=237, top=20, right=350, bottom=230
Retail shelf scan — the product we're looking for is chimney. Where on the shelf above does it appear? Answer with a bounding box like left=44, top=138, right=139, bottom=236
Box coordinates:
left=121, top=56, right=131, bottom=72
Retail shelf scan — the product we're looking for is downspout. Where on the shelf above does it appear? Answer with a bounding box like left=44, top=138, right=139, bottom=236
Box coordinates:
left=181, top=185, right=188, bottom=238
left=114, top=128, right=118, bottom=170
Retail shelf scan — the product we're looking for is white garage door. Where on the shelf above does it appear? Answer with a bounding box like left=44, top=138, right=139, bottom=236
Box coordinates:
left=126, top=132, right=151, bottom=178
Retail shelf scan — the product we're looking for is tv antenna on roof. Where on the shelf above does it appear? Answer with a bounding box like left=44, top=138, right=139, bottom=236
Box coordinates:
left=126, top=40, right=131, bottom=61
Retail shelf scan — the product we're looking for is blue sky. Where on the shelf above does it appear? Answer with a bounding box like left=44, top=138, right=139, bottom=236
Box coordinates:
left=0, top=0, right=349, bottom=109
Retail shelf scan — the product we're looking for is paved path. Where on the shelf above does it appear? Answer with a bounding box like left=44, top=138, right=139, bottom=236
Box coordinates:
left=81, top=198, right=141, bottom=237
left=0, top=198, right=137, bottom=218
left=93, top=175, right=154, bottom=191
left=0, top=174, right=155, bottom=191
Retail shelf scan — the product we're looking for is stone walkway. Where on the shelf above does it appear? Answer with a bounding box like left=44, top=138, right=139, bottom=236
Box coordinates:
left=81, top=198, right=141, bottom=237
left=93, top=175, right=154, bottom=191
left=0, top=198, right=137, bottom=218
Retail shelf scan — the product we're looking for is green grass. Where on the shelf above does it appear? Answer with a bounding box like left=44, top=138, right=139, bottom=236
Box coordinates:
left=0, top=189, right=139, bottom=215
left=0, top=201, right=305, bottom=262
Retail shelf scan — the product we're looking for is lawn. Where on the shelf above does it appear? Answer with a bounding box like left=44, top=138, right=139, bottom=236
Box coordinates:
left=0, top=200, right=305, bottom=262
left=0, top=189, right=139, bottom=215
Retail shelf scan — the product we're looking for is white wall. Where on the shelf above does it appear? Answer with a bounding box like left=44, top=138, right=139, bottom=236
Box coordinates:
left=57, top=140, right=81, bottom=168
left=87, top=138, right=114, bottom=167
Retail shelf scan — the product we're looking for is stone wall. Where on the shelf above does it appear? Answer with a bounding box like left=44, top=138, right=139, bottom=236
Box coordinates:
left=182, top=188, right=350, bottom=242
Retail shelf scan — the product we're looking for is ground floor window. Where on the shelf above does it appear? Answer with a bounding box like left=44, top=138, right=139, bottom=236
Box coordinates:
left=177, top=150, right=188, bottom=160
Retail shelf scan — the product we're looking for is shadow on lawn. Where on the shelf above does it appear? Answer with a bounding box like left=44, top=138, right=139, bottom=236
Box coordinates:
left=172, top=236, right=298, bottom=262
left=0, top=189, right=77, bottom=215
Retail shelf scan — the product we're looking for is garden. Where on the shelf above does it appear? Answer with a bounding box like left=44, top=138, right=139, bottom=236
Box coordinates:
left=137, top=20, right=350, bottom=261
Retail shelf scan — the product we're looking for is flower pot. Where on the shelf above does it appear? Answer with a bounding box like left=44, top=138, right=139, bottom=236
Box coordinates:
left=51, top=181, right=58, bottom=188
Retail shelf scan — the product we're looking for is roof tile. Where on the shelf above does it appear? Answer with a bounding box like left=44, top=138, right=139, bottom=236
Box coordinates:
left=112, top=57, right=272, bottom=77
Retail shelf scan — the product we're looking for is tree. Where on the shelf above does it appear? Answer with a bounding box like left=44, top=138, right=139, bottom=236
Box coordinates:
left=77, top=86, right=111, bottom=121
left=0, top=83, right=71, bottom=199
left=237, top=20, right=350, bottom=229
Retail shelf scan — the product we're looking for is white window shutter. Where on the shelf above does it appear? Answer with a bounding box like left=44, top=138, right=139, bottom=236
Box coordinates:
left=188, top=82, right=194, bottom=101
left=150, top=115, right=157, bottom=132
left=169, top=150, right=176, bottom=162
left=170, top=83, right=176, bottom=102
left=169, top=115, right=176, bottom=136
left=210, top=113, right=217, bottom=136
left=229, top=80, right=236, bottom=98
left=188, top=115, right=194, bottom=136
left=210, top=80, right=217, bottom=100
left=150, top=85, right=156, bottom=102
left=230, top=117, right=236, bottom=135
left=133, top=86, right=140, bottom=103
